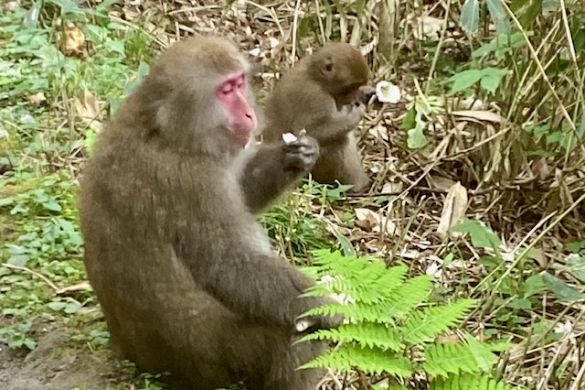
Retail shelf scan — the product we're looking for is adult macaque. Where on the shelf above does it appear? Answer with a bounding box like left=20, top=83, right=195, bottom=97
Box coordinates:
left=263, top=42, right=374, bottom=193
left=79, top=36, right=341, bottom=390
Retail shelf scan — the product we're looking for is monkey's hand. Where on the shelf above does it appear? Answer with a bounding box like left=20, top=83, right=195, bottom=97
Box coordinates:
left=295, top=296, right=345, bottom=334
left=333, top=100, right=366, bottom=131
left=281, top=135, right=320, bottom=175
left=357, top=85, right=376, bottom=105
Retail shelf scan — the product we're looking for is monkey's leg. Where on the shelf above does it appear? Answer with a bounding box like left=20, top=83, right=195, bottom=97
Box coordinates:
left=312, top=136, right=370, bottom=193
left=242, top=329, right=326, bottom=390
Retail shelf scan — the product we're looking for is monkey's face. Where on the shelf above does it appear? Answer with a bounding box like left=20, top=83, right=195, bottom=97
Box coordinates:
left=216, top=71, right=258, bottom=147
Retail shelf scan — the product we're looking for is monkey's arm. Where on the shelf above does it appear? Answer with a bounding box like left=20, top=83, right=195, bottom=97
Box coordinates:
left=239, top=137, right=319, bottom=214
left=184, top=244, right=340, bottom=332
left=309, top=100, right=367, bottom=144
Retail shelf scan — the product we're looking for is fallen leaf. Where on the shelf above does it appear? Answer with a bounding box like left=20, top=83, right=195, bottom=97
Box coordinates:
left=59, top=22, right=85, bottom=57
left=355, top=208, right=398, bottom=236
left=74, top=89, right=103, bottom=133
left=452, top=110, right=504, bottom=123
left=437, top=182, right=469, bottom=240
left=28, top=92, right=46, bottom=106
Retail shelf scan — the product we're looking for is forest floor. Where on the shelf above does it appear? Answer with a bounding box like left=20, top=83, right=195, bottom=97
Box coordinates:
left=1, top=1, right=585, bottom=390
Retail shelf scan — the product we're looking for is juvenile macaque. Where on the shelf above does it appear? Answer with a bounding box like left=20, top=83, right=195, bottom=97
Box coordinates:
left=79, top=36, right=341, bottom=390
left=263, top=42, right=374, bottom=193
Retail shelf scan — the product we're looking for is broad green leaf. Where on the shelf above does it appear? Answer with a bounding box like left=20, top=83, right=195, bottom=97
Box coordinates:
left=524, top=274, right=547, bottom=297
left=486, top=0, right=511, bottom=34
left=452, top=219, right=502, bottom=250
left=554, top=254, right=585, bottom=283
left=461, top=0, right=480, bottom=34
left=449, top=69, right=483, bottom=94
left=479, top=67, right=508, bottom=94
left=407, top=121, right=427, bottom=149
left=542, top=272, right=584, bottom=302
left=465, top=333, right=497, bottom=372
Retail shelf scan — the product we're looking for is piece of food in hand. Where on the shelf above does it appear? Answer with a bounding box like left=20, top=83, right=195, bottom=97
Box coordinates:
left=282, top=132, right=298, bottom=144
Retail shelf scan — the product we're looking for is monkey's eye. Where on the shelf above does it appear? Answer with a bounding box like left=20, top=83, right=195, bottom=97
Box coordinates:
left=220, top=83, right=235, bottom=95
left=236, top=75, right=246, bottom=89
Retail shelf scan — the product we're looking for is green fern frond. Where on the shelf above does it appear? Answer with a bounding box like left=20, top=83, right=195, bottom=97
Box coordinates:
left=299, top=251, right=518, bottom=389
left=428, top=373, right=522, bottom=390
left=402, top=299, right=477, bottom=344
left=301, top=323, right=405, bottom=351
left=309, top=250, right=409, bottom=305
left=300, top=344, right=413, bottom=377
left=384, top=275, right=434, bottom=319
left=301, top=302, right=399, bottom=324
left=422, top=341, right=482, bottom=377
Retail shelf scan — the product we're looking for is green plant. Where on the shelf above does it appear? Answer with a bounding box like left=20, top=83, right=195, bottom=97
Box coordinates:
left=299, top=250, right=520, bottom=390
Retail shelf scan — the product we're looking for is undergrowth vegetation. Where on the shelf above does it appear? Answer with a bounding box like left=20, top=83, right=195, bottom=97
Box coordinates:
left=1, top=0, right=584, bottom=389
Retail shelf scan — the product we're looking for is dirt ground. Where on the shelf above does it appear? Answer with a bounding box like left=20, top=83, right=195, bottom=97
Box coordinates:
left=0, top=327, right=136, bottom=390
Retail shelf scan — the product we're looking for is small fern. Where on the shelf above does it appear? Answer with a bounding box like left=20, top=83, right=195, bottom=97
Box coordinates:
left=299, top=250, right=522, bottom=390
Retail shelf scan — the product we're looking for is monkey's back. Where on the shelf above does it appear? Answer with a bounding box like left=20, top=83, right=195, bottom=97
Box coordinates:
left=262, top=63, right=337, bottom=142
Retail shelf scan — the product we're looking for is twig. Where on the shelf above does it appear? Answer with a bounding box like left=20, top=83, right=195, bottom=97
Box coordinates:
left=1, top=263, right=59, bottom=292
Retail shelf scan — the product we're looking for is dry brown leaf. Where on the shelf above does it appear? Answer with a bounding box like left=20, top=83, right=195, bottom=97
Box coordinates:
left=59, top=22, right=85, bottom=57
left=355, top=208, right=378, bottom=232
left=427, top=176, right=456, bottom=191
left=452, top=110, right=503, bottom=123
left=28, top=92, right=46, bottom=106
left=74, top=89, right=103, bottom=133
left=381, top=181, right=403, bottom=194
left=355, top=208, right=398, bottom=236
left=437, top=182, right=468, bottom=240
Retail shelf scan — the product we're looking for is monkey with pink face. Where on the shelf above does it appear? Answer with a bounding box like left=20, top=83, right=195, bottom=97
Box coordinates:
left=78, top=36, right=342, bottom=390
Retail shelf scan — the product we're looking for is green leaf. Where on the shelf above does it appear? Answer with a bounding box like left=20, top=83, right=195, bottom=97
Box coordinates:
left=0, top=197, right=15, bottom=207
left=85, top=130, right=98, bottom=156
left=42, top=200, right=62, bottom=212
left=485, top=0, right=511, bottom=34
left=65, top=301, right=82, bottom=314
left=508, top=298, right=531, bottom=310
left=449, top=69, right=483, bottom=94
left=47, top=301, right=67, bottom=311
left=542, top=272, right=584, bottom=302
left=555, top=254, right=585, bottom=283
left=451, top=219, right=502, bottom=251
left=465, top=333, right=497, bottom=372
left=461, top=0, right=480, bottom=34
left=479, top=67, right=508, bottom=94
left=524, top=274, right=547, bottom=297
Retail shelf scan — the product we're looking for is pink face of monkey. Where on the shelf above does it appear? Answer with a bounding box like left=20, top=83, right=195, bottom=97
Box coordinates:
left=216, top=71, right=257, bottom=147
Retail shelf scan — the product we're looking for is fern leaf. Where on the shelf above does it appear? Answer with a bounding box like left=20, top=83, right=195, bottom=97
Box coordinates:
left=300, top=344, right=413, bottom=377
left=428, top=372, right=522, bottom=390
left=301, top=301, right=400, bottom=324
left=384, top=275, right=434, bottom=319
left=402, top=299, right=476, bottom=344
left=422, top=341, right=482, bottom=377
left=300, top=323, right=405, bottom=351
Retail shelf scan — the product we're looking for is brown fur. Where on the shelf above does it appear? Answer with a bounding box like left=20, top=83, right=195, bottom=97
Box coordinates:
left=262, top=42, right=372, bottom=193
left=79, top=36, right=341, bottom=390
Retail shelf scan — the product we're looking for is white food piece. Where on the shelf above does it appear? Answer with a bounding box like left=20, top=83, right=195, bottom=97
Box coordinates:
left=282, top=132, right=298, bottom=144
left=375, top=81, right=401, bottom=104
left=295, top=319, right=312, bottom=333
